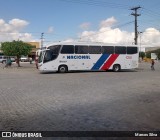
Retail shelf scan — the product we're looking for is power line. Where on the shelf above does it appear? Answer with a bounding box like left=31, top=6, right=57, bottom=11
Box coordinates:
left=78, top=21, right=134, bottom=39
left=59, top=0, right=130, bottom=9
left=41, top=20, right=135, bottom=44
left=142, top=7, right=160, bottom=17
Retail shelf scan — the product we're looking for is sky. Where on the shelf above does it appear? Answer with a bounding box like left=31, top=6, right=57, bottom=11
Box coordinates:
left=0, top=0, right=160, bottom=50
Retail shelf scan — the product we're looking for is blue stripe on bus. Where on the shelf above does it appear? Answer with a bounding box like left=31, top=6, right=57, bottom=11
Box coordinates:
left=91, top=54, right=110, bottom=70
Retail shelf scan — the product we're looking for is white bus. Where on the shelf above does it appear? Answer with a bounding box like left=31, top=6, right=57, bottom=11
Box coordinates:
left=38, top=42, right=138, bottom=72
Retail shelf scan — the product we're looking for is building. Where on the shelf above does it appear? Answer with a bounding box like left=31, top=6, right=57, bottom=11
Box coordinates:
left=27, top=42, right=40, bottom=59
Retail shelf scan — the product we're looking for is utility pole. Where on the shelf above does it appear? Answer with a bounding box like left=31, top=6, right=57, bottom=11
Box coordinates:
left=41, top=33, right=44, bottom=48
left=130, top=6, right=141, bottom=45
left=139, top=32, right=143, bottom=52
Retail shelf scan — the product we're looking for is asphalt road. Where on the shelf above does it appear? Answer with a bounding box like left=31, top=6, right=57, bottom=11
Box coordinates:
left=0, top=62, right=160, bottom=139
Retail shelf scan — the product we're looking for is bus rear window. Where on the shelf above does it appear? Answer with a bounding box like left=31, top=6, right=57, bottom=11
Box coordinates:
left=127, top=47, right=138, bottom=54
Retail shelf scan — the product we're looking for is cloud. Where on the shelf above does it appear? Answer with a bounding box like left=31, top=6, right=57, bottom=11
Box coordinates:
left=0, top=19, right=5, bottom=25
left=99, top=16, right=117, bottom=28
left=79, top=22, right=91, bottom=30
left=79, top=17, right=131, bottom=44
left=142, top=28, right=160, bottom=46
left=0, top=18, right=33, bottom=42
left=79, top=27, right=134, bottom=44
left=47, top=26, right=54, bottom=33
left=78, top=17, right=160, bottom=50
left=9, top=19, right=29, bottom=28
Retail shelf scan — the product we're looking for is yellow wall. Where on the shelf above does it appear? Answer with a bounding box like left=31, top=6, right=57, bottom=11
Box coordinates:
left=26, top=42, right=40, bottom=57
left=27, top=42, right=40, bottom=49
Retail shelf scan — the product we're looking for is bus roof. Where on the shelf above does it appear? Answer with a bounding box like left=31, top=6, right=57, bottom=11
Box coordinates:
left=45, top=41, right=138, bottom=48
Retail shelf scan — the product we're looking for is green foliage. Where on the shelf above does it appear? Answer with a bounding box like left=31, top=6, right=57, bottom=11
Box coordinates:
left=1, top=40, right=33, bottom=57
left=146, top=48, right=160, bottom=59
left=146, top=52, right=151, bottom=58
left=139, top=52, right=145, bottom=59
left=157, top=49, right=160, bottom=59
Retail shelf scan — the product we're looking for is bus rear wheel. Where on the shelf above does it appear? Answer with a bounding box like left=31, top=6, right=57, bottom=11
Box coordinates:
left=58, top=65, right=68, bottom=73
left=113, top=64, right=121, bottom=72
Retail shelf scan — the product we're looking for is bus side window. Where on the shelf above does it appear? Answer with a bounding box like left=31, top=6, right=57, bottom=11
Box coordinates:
left=61, top=45, right=74, bottom=54
left=89, top=46, right=101, bottom=54
left=115, top=46, right=126, bottom=54
left=102, top=46, right=114, bottom=54
left=75, top=45, right=89, bottom=54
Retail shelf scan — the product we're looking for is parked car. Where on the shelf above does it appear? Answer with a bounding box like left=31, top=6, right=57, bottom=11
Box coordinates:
left=0, top=56, right=7, bottom=63
left=10, top=57, right=15, bottom=62
left=20, top=56, right=28, bottom=62
left=0, top=56, right=16, bottom=63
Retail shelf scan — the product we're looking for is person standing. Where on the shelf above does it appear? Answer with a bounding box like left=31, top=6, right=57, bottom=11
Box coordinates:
left=151, top=59, right=155, bottom=70
left=4, top=57, right=12, bottom=68
left=29, top=57, right=32, bottom=64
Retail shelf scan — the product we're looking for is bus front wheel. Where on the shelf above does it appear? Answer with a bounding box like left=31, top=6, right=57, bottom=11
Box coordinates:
left=113, top=64, right=121, bottom=72
left=58, top=65, right=68, bottom=73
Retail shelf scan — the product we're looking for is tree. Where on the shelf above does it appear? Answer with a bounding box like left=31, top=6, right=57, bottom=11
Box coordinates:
left=1, top=40, right=33, bottom=67
left=146, top=51, right=151, bottom=58
left=139, top=51, right=145, bottom=60
left=156, top=49, right=160, bottom=59
left=146, top=48, right=160, bottom=60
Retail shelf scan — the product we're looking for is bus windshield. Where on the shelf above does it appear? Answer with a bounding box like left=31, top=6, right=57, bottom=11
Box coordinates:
left=43, top=45, right=61, bottom=63
left=38, top=50, right=45, bottom=63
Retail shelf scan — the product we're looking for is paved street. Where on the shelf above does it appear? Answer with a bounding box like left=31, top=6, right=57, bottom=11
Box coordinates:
left=0, top=62, right=160, bottom=139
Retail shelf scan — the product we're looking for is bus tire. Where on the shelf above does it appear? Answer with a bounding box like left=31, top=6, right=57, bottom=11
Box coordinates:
left=58, top=65, right=68, bottom=73
left=113, top=64, right=121, bottom=72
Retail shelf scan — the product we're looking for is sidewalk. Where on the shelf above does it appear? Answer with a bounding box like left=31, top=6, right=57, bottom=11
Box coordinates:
left=0, top=62, right=37, bottom=70
left=138, top=61, right=160, bottom=71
